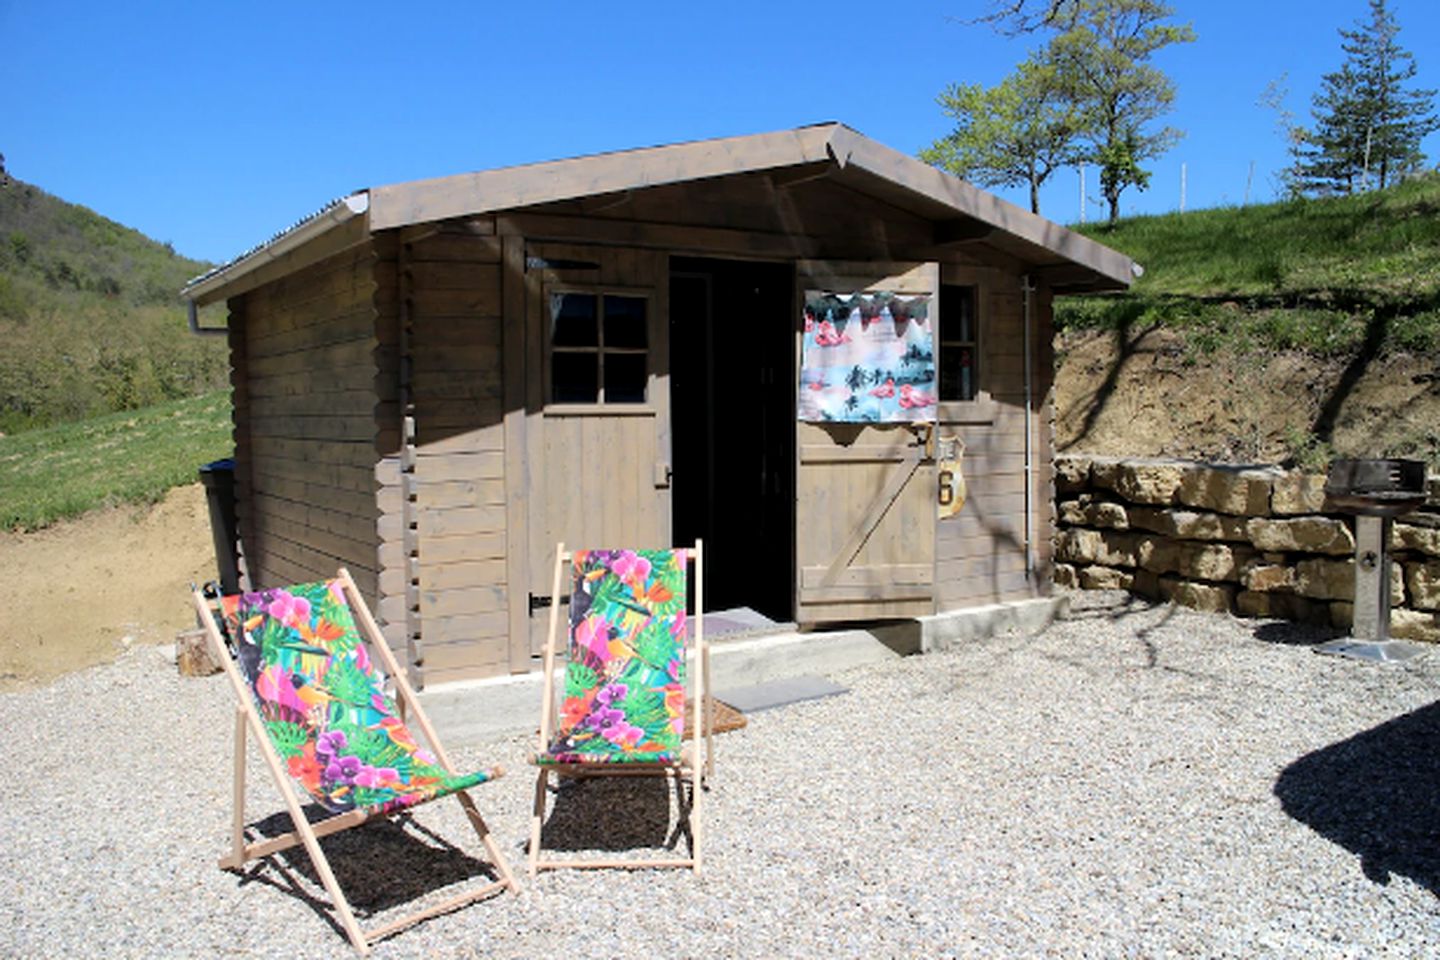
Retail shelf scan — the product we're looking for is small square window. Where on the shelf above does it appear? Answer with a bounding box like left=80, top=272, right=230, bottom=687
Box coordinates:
left=549, top=291, right=649, bottom=403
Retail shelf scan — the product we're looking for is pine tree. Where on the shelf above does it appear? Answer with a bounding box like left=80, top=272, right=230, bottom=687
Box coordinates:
left=1298, top=0, right=1438, bottom=194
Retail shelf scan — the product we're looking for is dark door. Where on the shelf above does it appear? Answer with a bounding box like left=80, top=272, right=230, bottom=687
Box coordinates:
left=670, top=257, right=794, bottom=622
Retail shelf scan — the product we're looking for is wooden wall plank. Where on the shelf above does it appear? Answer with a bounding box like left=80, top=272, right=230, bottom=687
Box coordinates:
left=232, top=243, right=381, bottom=604
left=413, top=451, right=505, bottom=481
left=417, top=559, right=508, bottom=592
left=420, top=637, right=513, bottom=672
left=413, top=424, right=506, bottom=456
left=422, top=612, right=510, bottom=646
left=414, top=477, right=507, bottom=508
left=419, top=584, right=508, bottom=619
left=421, top=531, right=507, bottom=564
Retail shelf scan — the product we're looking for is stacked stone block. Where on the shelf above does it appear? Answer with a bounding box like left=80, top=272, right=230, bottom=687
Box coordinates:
left=1053, top=456, right=1440, bottom=642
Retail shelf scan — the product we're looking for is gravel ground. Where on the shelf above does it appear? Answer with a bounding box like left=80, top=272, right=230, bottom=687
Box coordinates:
left=5, top=594, right=1440, bottom=958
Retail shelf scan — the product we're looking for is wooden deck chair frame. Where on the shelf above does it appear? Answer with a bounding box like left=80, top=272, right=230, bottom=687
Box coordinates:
left=528, top=541, right=711, bottom=875
left=192, top=568, right=518, bottom=955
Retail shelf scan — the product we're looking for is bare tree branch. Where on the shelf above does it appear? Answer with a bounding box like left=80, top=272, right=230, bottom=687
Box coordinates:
left=952, top=0, right=1081, bottom=36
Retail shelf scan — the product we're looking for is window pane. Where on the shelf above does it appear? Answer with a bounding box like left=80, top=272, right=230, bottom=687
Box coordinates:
left=551, top=293, right=598, bottom=347
left=955, top=300, right=973, bottom=343
left=603, top=296, right=647, bottom=349
left=939, top=346, right=976, bottom=402
left=604, top=352, right=648, bottom=403
left=941, top=284, right=974, bottom=344
left=553, top=351, right=599, bottom=402
left=938, top=284, right=977, bottom=402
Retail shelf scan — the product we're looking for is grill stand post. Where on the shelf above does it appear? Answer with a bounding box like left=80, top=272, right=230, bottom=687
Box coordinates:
left=1316, top=515, right=1426, bottom=662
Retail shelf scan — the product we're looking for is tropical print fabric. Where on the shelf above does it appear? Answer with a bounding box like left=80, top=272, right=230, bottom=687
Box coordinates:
left=798, top=290, right=937, bottom=423
left=538, top=549, right=688, bottom=765
left=220, top=580, right=492, bottom=816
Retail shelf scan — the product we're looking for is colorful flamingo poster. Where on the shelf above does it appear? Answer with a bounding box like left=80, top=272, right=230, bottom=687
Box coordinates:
left=798, top=290, right=937, bottom=423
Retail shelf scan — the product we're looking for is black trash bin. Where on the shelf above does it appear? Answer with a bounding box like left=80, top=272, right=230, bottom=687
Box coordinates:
left=199, top=458, right=241, bottom=595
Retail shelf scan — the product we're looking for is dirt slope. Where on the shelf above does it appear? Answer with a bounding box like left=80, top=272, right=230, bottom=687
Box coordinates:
left=1055, top=328, right=1440, bottom=466
left=0, top=483, right=214, bottom=689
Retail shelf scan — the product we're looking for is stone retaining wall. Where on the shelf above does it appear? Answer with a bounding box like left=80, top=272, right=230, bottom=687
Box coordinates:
left=1053, top=456, right=1440, bottom=641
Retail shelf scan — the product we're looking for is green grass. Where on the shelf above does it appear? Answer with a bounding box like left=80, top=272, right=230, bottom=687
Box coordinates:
left=1057, top=174, right=1440, bottom=359
left=1072, top=173, right=1440, bottom=302
left=0, top=390, right=232, bottom=531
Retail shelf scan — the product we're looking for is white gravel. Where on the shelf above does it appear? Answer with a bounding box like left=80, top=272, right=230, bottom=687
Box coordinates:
left=4, top=594, right=1440, bottom=958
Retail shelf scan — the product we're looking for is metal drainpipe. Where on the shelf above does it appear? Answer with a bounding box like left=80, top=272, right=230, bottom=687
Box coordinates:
left=1022, top=274, right=1036, bottom=582
left=186, top=299, right=227, bottom=336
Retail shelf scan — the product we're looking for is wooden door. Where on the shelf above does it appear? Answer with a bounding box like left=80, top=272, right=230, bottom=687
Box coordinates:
left=795, top=261, right=939, bottom=624
left=524, top=244, right=672, bottom=654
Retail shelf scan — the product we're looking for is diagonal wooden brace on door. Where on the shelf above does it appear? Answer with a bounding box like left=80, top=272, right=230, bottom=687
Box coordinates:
left=819, top=438, right=926, bottom=588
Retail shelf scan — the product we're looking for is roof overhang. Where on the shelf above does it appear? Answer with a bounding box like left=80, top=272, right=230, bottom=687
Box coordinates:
left=182, top=123, right=1138, bottom=306
left=182, top=193, right=370, bottom=307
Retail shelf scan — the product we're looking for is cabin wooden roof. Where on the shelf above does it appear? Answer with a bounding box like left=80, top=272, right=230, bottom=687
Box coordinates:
left=184, top=123, right=1137, bottom=305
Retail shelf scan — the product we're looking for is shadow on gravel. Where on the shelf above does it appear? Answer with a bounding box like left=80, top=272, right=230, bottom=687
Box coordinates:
left=1275, top=700, right=1440, bottom=894
left=538, top=774, right=691, bottom=855
left=235, top=809, right=503, bottom=933
left=1252, top=621, right=1347, bottom=646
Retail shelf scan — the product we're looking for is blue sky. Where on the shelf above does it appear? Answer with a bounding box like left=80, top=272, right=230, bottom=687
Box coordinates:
left=3, top=0, right=1437, bottom=265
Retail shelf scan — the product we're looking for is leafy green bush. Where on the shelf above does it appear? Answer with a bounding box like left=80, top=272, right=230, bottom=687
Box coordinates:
left=0, top=177, right=227, bottom=433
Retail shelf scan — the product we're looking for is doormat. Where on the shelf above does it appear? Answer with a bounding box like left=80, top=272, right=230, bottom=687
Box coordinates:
left=686, top=696, right=748, bottom=734
left=711, top=675, right=849, bottom=714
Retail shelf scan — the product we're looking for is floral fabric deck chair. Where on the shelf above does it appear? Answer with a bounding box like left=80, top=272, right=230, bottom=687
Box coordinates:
left=528, top=542, right=711, bottom=874
left=192, top=569, right=517, bottom=955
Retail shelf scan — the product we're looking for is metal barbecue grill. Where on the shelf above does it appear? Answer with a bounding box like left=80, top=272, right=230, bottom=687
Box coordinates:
left=1316, top=458, right=1429, bottom=662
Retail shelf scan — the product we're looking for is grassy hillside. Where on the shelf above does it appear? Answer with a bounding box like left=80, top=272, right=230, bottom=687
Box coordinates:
left=0, top=390, right=231, bottom=531
left=0, top=178, right=229, bottom=432
left=1060, top=174, right=1440, bottom=356
left=1056, top=174, right=1440, bottom=468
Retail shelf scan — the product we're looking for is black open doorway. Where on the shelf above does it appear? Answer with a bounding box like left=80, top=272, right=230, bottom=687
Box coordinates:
left=670, top=257, right=795, bottom=623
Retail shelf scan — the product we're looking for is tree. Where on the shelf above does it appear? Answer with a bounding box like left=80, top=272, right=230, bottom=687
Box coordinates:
left=966, top=0, right=1080, bottom=34
left=920, top=54, right=1082, bottom=215
left=1258, top=74, right=1309, bottom=199
left=1047, top=0, right=1195, bottom=226
left=1296, top=0, right=1438, bottom=194
left=1296, top=62, right=1370, bottom=195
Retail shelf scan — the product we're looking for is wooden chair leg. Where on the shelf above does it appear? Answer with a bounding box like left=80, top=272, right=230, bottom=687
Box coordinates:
left=222, top=707, right=247, bottom=870
left=455, top=790, right=520, bottom=893
left=292, top=816, right=370, bottom=955
left=703, top=646, right=715, bottom=780
left=689, top=766, right=704, bottom=875
left=529, top=768, right=550, bottom=877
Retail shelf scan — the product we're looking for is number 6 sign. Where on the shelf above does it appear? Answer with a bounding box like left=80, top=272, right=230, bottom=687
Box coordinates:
left=937, top=435, right=967, bottom=519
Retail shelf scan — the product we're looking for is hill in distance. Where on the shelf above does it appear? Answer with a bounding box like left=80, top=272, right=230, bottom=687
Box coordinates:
left=0, top=175, right=227, bottom=433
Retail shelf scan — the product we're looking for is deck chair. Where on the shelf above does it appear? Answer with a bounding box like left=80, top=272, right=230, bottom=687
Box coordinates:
left=192, top=568, right=517, bottom=955
left=528, top=542, right=710, bottom=874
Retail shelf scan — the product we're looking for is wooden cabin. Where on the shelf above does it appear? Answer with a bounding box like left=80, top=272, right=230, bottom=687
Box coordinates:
left=182, top=123, right=1136, bottom=686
